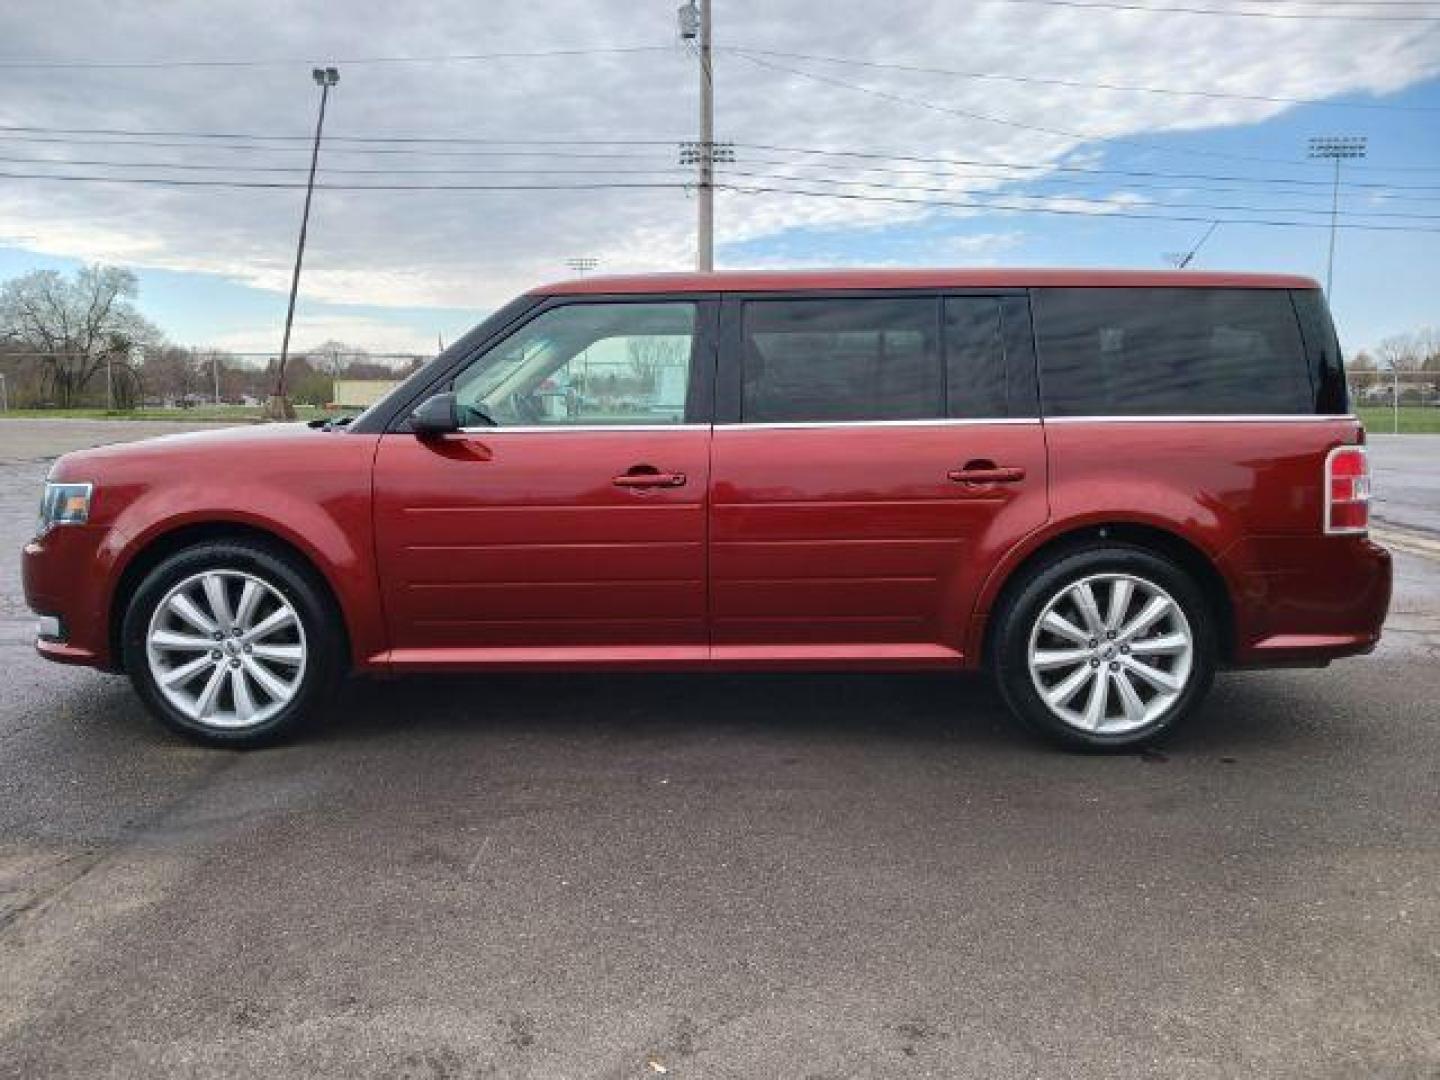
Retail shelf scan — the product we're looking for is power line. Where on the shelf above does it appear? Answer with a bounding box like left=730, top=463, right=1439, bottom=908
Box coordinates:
left=732, top=152, right=1440, bottom=196
left=2, top=164, right=1434, bottom=229
left=0, top=170, right=688, bottom=192
left=723, top=46, right=1440, bottom=113
left=0, top=134, right=677, bottom=160
left=729, top=50, right=1330, bottom=168
left=975, top=0, right=1440, bottom=20
left=717, top=182, right=1440, bottom=232
left=8, top=121, right=1440, bottom=175
left=9, top=150, right=1440, bottom=205
left=0, top=153, right=693, bottom=177
left=719, top=168, right=1440, bottom=220
left=0, top=45, right=676, bottom=70
left=0, top=123, right=682, bottom=146
left=735, top=140, right=1440, bottom=178
left=7, top=134, right=1440, bottom=192
left=1221, top=1, right=1440, bottom=6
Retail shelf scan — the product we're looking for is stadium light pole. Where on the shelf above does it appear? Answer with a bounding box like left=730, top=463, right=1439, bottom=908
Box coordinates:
left=1307, top=135, right=1366, bottom=300
left=269, top=66, right=339, bottom=420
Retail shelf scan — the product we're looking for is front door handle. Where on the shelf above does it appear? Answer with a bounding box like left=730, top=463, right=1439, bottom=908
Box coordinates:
left=613, top=467, right=687, bottom=489
left=948, top=465, right=1026, bottom=485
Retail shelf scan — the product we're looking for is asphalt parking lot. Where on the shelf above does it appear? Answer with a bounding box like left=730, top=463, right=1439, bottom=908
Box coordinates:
left=1, top=419, right=1437, bottom=1079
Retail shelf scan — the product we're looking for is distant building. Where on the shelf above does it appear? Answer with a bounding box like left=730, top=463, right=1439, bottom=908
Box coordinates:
left=332, top=379, right=401, bottom=409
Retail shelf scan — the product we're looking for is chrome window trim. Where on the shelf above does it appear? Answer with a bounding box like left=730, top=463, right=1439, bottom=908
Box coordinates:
left=454, top=414, right=1357, bottom=434
left=456, top=423, right=707, bottom=434
left=715, top=417, right=1038, bottom=430
left=1043, top=414, right=1358, bottom=424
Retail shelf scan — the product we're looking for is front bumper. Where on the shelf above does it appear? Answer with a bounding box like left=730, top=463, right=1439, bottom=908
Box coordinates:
left=22, top=525, right=115, bottom=669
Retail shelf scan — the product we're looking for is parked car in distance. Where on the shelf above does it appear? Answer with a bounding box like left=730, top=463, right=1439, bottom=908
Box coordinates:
left=23, top=270, right=1391, bottom=750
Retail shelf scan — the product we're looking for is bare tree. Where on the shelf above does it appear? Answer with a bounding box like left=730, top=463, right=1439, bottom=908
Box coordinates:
left=625, top=336, right=686, bottom=390
left=141, top=346, right=202, bottom=403
left=303, top=339, right=367, bottom=379
left=1374, top=332, right=1426, bottom=376
left=0, top=265, right=160, bottom=406
left=1414, top=327, right=1440, bottom=374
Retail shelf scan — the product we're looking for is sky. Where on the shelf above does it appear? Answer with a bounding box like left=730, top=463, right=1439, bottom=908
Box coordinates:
left=0, top=0, right=1438, bottom=364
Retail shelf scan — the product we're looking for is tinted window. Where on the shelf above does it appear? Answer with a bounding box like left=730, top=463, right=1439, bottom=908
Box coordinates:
left=1033, top=288, right=1313, bottom=416
left=453, top=302, right=695, bottom=427
left=945, top=298, right=1007, bottom=419
left=1291, top=289, right=1350, bottom=414
left=741, top=298, right=940, bottom=422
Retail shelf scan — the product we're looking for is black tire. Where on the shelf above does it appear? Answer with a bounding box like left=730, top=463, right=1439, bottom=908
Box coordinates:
left=121, top=539, right=342, bottom=748
left=991, top=543, right=1216, bottom=751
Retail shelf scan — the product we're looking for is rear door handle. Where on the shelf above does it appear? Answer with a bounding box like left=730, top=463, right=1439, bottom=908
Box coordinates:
left=948, top=465, right=1026, bottom=484
left=613, top=469, right=687, bottom=489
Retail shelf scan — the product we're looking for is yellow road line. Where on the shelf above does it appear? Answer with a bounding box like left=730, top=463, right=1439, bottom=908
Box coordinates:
left=1372, top=524, right=1440, bottom=562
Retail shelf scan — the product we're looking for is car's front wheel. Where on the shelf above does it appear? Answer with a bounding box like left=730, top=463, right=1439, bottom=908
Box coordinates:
left=121, top=540, right=341, bottom=747
left=992, top=544, right=1216, bottom=750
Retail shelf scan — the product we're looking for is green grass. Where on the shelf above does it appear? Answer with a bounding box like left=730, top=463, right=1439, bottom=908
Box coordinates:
left=0, top=405, right=332, bottom=422
left=1356, top=405, right=1440, bottom=434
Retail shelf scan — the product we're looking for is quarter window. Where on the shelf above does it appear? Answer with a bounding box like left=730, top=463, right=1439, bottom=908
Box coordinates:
left=740, top=298, right=941, bottom=422
left=1291, top=289, right=1350, bottom=414
left=1032, top=288, right=1313, bottom=416
left=452, top=302, right=696, bottom=427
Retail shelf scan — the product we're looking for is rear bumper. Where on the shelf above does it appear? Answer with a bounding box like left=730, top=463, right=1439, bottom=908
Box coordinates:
left=1224, top=535, right=1392, bottom=669
left=22, top=525, right=115, bottom=670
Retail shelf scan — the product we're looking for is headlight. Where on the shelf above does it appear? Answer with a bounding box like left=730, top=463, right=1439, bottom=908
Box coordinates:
left=37, top=482, right=93, bottom=536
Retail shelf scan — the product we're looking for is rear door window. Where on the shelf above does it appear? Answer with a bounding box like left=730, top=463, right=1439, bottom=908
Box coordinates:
left=944, top=297, right=1008, bottom=419
left=1032, top=287, right=1313, bottom=416
left=740, top=298, right=941, bottom=422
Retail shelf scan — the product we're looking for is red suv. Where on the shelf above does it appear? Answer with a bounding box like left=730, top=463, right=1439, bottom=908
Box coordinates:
left=23, top=270, right=1391, bottom=750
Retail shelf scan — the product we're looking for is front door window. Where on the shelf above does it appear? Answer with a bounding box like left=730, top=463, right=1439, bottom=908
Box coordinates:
left=453, top=302, right=697, bottom=427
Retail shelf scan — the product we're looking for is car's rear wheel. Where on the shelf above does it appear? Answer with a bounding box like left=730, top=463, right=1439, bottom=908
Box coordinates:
left=992, top=544, right=1216, bottom=750
left=121, top=540, right=341, bottom=747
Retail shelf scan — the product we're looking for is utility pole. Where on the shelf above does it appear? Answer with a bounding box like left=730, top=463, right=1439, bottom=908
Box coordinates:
left=679, top=0, right=730, bottom=271
left=269, top=66, right=339, bottom=420
left=566, top=258, right=599, bottom=416
left=1307, top=135, right=1366, bottom=300
left=696, top=0, right=713, bottom=272
left=211, top=352, right=221, bottom=406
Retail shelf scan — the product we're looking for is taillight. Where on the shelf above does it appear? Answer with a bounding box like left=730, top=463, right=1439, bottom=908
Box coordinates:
left=1325, top=445, right=1371, bottom=536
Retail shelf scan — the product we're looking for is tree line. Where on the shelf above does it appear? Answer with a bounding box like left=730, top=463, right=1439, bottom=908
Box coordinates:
left=0, top=264, right=425, bottom=409
left=1349, top=329, right=1440, bottom=405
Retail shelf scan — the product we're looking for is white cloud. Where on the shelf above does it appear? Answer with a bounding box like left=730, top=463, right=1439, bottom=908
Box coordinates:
left=0, top=0, right=1436, bottom=330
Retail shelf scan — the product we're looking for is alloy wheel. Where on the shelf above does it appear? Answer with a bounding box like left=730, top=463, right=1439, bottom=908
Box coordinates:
left=1026, top=572, right=1194, bottom=735
left=145, top=570, right=308, bottom=730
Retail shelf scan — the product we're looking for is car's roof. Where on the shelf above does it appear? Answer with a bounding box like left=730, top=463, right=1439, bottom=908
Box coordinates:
left=530, top=268, right=1321, bottom=296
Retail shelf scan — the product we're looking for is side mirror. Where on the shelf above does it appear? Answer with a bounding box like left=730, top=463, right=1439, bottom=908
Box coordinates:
left=410, top=392, right=460, bottom=438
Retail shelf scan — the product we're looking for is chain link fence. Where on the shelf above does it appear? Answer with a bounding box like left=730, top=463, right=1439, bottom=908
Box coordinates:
left=1348, top=370, right=1440, bottom=434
